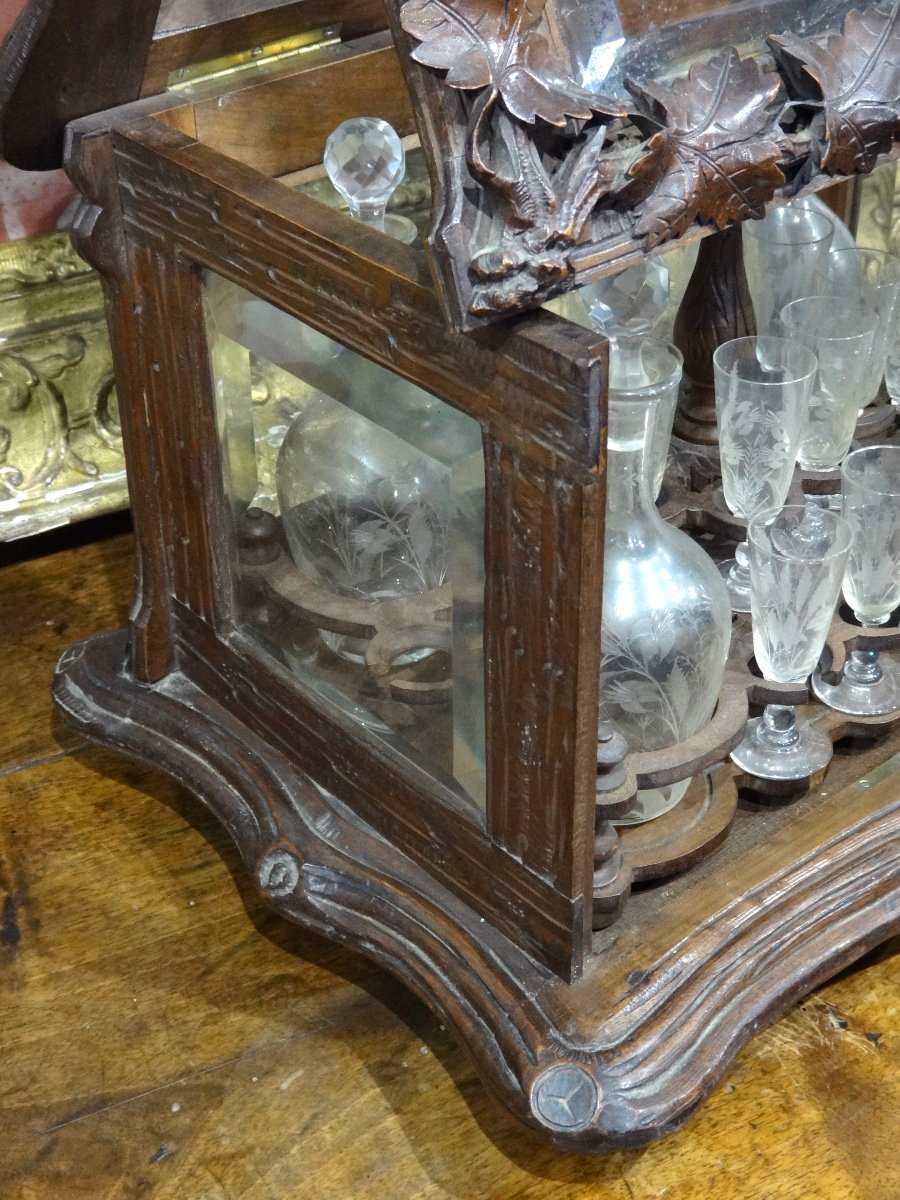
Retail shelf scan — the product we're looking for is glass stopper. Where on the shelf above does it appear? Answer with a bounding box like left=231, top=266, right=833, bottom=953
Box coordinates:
left=324, top=117, right=416, bottom=244
left=586, top=258, right=669, bottom=340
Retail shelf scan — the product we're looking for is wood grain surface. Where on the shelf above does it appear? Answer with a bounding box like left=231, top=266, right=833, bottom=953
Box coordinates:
left=67, top=95, right=612, bottom=977
left=2, top=520, right=899, bottom=1197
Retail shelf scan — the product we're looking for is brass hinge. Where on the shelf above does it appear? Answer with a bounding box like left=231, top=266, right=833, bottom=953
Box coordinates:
left=167, top=25, right=343, bottom=92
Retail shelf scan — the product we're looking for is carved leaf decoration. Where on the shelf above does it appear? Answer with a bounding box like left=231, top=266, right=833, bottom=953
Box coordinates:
left=491, top=106, right=559, bottom=232
left=769, top=2, right=900, bottom=175
left=624, top=49, right=787, bottom=251
left=400, top=0, right=628, bottom=124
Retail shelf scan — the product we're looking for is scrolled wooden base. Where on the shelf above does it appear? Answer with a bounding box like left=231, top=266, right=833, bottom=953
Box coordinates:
left=54, top=629, right=900, bottom=1152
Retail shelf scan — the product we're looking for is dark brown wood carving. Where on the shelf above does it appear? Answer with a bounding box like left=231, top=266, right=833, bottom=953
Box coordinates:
left=672, top=224, right=757, bottom=443
left=390, top=0, right=900, bottom=329
left=54, top=629, right=900, bottom=1152
left=402, top=0, right=609, bottom=125
left=401, top=0, right=632, bottom=316
left=44, top=16, right=900, bottom=1154
left=770, top=2, right=900, bottom=178
left=625, top=50, right=787, bottom=249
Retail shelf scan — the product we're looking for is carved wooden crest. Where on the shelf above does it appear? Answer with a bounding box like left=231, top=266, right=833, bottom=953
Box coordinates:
left=386, top=0, right=900, bottom=329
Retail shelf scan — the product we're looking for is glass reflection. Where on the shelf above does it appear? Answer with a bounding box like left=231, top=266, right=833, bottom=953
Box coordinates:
left=561, top=0, right=852, bottom=97
left=204, top=273, right=487, bottom=811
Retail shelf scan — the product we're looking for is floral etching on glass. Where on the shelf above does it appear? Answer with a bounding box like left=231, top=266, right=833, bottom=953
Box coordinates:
left=601, top=600, right=727, bottom=749
left=718, top=363, right=797, bottom=520
left=751, top=553, right=840, bottom=683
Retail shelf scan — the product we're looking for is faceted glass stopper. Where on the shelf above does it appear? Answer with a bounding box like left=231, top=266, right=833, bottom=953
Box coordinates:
left=585, top=258, right=669, bottom=339
left=324, top=117, right=416, bottom=244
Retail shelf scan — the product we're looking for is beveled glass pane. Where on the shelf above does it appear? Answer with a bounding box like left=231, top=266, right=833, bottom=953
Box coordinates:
left=204, top=272, right=487, bottom=812
left=564, top=0, right=852, bottom=97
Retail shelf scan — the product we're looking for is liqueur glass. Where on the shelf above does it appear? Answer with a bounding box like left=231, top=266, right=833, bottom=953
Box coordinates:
left=812, top=445, right=900, bottom=715
left=780, top=297, right=876, bottom=471
left=816, top=247, right=900, bottom=407
left=609, top=338, right=682, bottom=499
left=743, top=205, right=835, bottom=335
left=714, top=337, right=818, bottom=613
left=731, top=505, right=852, bottom=781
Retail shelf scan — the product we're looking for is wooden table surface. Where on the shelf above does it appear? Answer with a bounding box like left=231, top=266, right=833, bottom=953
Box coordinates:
left=2, top=519, right=899, bottom=1200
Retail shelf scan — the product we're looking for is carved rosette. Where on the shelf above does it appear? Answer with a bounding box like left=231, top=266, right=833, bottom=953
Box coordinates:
left=395, top=0, right=900, bottom=326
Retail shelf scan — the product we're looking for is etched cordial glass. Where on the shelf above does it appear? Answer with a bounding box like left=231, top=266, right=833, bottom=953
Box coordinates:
left=600, top=391, right=732, bottom=825
left=609, top=338, right=682, bottom=499
left=714, top=336, right=818, bottom=613
left=324, top=117, right=417, bottom=244
left=815, top=247, right=900, bottom=407
left=743, top=205, right=835, bottom=335
left=731, top=505, right=852, bottom=781
left=780, top=296, right=876, bottom=471
left=812, top=445, right=900, bottom=715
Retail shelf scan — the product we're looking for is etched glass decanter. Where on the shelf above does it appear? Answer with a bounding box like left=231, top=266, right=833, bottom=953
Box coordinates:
left=275, top=366, right=481, bottom=664
left=600, top=392, right=732, bottom=823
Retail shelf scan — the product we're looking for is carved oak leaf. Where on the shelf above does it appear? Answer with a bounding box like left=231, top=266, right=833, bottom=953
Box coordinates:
left=400, top=0, right=626, bottom=124
left=769, top=2, right=900, bottom=175
left=625, top=49, right=787, bottom=251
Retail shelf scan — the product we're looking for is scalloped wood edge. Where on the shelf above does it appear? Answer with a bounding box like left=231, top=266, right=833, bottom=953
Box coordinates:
left=54, top=629, right=900, bottom=1152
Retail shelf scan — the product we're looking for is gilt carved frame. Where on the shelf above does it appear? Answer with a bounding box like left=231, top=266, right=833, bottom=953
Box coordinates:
left=384, top=0, right=900, bottom=329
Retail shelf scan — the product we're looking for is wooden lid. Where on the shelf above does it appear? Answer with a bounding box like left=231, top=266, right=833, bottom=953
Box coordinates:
left=0, top=0, right=385, bottom=172
left=0, top=0, right=163, bottom=171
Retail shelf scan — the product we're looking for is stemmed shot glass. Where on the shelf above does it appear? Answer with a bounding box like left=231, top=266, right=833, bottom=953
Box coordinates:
left=816, top=248, right=900, bottom=408
left=731, top=505, right=852, bottom=781
left=743, top=205, right=835, bottom=334
left=780, top=297, right=876, bottom=472
left=812, top=445, right=900, bottom=715
left=714, top=337, right=818, bottom=612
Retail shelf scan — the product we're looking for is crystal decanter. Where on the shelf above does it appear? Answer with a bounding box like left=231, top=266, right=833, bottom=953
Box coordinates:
left=275, top=366, right=479, bottom=664
left=600, top=391, right=732, bottom=823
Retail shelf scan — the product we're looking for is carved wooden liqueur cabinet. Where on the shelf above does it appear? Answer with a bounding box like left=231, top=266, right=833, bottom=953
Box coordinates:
left=6, top=0, right=898, bottom=1151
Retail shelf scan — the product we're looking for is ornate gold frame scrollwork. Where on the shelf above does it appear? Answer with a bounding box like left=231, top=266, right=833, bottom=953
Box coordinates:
left=0, top=230, right=124, bottom=541
left=387, top=0, right=900, bottom=329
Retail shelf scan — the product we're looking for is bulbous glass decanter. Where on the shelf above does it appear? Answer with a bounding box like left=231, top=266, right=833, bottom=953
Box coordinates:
left=600, top=392, right=732, bottom=823
left=275, top=366, right=478, bottom=664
